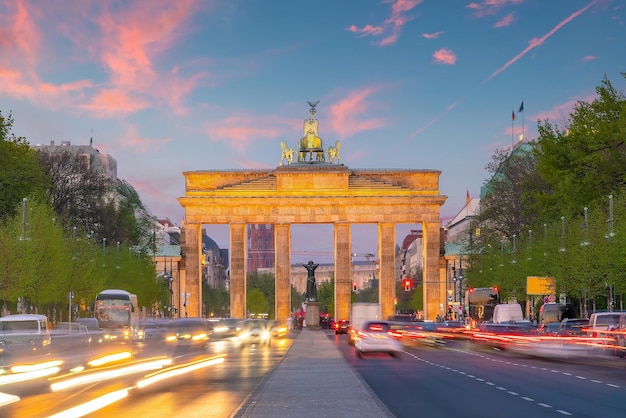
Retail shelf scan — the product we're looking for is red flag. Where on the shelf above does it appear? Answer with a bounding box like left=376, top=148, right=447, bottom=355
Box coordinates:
left=466, top=190, right=471, bottom=204
left=512, top=110, right=515, bottom=121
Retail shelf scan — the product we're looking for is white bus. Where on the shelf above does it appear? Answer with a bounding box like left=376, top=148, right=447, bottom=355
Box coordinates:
left=94, top=289, right=141, bottom=342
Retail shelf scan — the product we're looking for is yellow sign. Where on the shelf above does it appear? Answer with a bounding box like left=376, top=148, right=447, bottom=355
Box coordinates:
left=526, top=276, right=556, bottom=295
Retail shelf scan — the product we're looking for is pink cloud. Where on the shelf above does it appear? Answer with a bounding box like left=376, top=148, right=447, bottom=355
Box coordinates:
left=485, top=1, right=598, bottom=82
left=154, top=68, right=209, bottom=116
left=532, top=94, right=597, bottom=127
left=203, top=113, right=287, bottom=152
left=346, top=24, right=384, bottom=36
left=6, top=0, right=41, bottom=67
left=0, top=0, right=208, bottom=118
left=494, top=12, right=515, bottom=27
left=95, top=1, right=203, bottom=82
left=347, top=0, right=423, bottom=46
left=422, top=31, right=443, bottom=39
left=90, top=1, right=206, bottom=113
left=80, top=89, right=152, bottom=118
left=119, top=125, right=172, bottom=153
left=433, top=48, right=457, bottom=64
left=581, top=55, right=598, bottom=61
left=328, top=87, right=387, bottom=139
left=466, top=0, right=524, bottom=18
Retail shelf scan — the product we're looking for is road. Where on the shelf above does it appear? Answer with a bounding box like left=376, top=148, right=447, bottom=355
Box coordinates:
left=3, top=329, right=626, bottom=417
left=335, top=333, right=626, bottom=418
left=0, top=336, right=293, bottom=418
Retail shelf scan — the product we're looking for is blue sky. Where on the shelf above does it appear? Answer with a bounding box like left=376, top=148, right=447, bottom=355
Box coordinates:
left=1, top=0, right=624, bottom=260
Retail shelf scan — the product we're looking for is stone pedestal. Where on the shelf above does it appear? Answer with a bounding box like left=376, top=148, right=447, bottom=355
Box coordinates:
left=305, top=301, right=321, bottom=330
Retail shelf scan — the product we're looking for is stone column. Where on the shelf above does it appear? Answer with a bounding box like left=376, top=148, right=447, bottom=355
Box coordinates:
left=378, top=222, right=396, bottom=321
left=230, top=223, right=247, bottom=319
left=423, top=221, right=442, bottom=320
left=373, top=222, right=395, bottom=321
left=334, top=223, right=351, bottom=321
left=274, top=223, right=291, bottom=324
left=181, top=222, right=202, bottom=317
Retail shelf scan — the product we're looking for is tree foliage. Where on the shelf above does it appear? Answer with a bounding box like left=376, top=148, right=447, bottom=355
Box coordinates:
left=0, top=111, right=49, bottom=220
left=471, top=73, right=626, bottom=312
left=38, top=149, right=153, bottom=248
left=533, top=73, right=626, bottom=220
left=479, top=145, right=541, bottom=240
left=247, top=273, right=275, bottom=318
left=246, top=288, right=269, bottom=316
left=0, top=196, right=162, bottom=319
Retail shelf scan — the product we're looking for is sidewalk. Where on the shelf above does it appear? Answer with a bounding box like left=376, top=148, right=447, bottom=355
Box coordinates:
left=233, top=329, right=395, bottom=418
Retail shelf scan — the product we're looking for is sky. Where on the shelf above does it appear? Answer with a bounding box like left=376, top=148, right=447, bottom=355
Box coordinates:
left=1, top=0, right=625, bottom=262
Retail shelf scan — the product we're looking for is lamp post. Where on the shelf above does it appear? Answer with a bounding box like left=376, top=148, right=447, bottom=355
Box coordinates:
left=19, top=197, right=28, bottom=241
left=452, top=258, right=465, bottom=319
left=116, top=241, right=120, bottom=269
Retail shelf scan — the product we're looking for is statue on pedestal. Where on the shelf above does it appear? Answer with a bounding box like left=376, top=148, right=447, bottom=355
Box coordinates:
left=303, top=260, right=319, bottom=302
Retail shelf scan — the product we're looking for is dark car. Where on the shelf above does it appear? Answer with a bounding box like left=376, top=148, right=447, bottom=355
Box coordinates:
left=538, top=321, right=561, bottom=336
left=163, top=318, right=211, bottom=350
left=557, top=318, right=589, bottom=337
left=473, top=322, right=538, bottom=350
left=208, top=318, right=242, bottom=339
left=334, top=320, right=351, bottom=335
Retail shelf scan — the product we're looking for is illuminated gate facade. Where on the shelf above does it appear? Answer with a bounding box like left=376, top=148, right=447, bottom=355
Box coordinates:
left=178, top=103, right=446, bottom=323
left=178, top=164, right=446, bottom=322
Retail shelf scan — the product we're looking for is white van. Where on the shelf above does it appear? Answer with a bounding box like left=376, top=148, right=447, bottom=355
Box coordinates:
left=587, top=311, right=626, bottom=357
left=0, top=314, right=51, bottom=354
left=587, top=311, right=626, bottom=333
left=492, top=304, right=523, bottom=323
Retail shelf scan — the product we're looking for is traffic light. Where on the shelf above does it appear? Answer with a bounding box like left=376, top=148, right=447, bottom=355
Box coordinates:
left=353, top=282, right=357, bottom=291
left=404, top=279, right=411, bottom=292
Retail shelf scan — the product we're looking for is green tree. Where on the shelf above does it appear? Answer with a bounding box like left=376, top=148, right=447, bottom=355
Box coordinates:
left=203, top=283, right=229, bottom=317
left=471, top=73, right=626, bottom=313
left=291, top=285, right=303, bottom=312
left=354, top=286, right=378, bottom=303
left=533, top=73, right=626, bottom=220
left=247, top=288, right=269, bottom=317
left=0, top=111, right=49, bottom=220
left=478, top=145, right=540, bottom=240
left=247, top=273, right=275, bottom=318
left=317, top=279, right=334, bottom=316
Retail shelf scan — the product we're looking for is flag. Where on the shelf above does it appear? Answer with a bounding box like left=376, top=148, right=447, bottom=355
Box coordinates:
left=466, top=190, right=471, bottom=204
left=512, top=110, right=515, bottom=121
left=519, top=101, right=524, bottom=113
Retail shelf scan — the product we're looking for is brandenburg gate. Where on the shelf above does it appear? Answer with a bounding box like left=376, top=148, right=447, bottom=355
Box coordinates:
left=178, top=102, right=447, bottom=323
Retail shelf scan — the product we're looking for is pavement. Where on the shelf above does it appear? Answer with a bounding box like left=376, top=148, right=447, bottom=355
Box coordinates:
left=233, top=329, right=395, bottom=418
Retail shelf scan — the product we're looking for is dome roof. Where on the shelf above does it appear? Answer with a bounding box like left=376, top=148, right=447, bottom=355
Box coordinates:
left=202, top=234, right=220, bottom=252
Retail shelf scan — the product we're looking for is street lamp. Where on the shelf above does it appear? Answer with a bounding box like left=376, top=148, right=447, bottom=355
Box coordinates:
left=606, top=195, right=615, bottom=240
left=19, top=197, right=28, bottom=241
left=452, top=258, right=465, bottom=319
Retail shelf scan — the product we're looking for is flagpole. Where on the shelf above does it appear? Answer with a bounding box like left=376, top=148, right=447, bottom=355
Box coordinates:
left=511, top=110, right=515, bottom=149
left=520, top=100, right=526, bottom=140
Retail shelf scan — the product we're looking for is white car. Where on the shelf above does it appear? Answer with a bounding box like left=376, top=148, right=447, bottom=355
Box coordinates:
left=237, top=319, right=271, bottom=347
left=354, top=320, right=403, bottom=358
